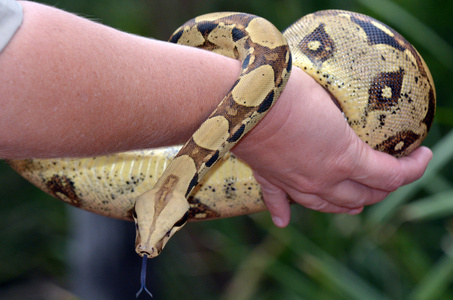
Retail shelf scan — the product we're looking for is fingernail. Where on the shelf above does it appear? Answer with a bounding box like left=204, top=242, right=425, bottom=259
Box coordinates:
left=272, top=216, right=284, bottom=227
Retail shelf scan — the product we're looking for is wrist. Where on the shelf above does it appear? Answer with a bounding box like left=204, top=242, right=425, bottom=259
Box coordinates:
left=233, top=67, right=314, bottom=157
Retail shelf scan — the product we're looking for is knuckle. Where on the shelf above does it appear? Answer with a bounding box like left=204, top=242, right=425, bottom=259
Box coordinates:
left=326, top=143, right=360, bottom=179
left=382, top=168, right=405, bottom=191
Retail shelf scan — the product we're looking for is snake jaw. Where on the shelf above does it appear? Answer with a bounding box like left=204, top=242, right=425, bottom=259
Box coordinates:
left=133, top=189, right=190, bottom=258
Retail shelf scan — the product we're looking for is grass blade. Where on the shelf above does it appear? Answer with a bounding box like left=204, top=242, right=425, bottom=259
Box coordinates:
left=252, top=216, right=390, bottom=300
left=409, top=243, right=453, bottom=300
left=401, top=190, right=453, bottom=222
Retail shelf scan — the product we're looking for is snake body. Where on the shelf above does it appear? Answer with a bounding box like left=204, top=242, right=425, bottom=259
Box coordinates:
left=9, top=10, right=435, bottom=258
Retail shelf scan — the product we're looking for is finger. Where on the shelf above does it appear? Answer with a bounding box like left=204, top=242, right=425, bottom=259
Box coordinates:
left=286, top=189, right=362, bottom=215
left=351, top=145, right=433, bottom=192
left=319, top=178, right=390, bottom=208
left=253, top=172, right=291, bottom=227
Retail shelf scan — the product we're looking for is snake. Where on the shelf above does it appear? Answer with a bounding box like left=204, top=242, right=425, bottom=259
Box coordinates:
left=9, top=10, right=436, bottom=261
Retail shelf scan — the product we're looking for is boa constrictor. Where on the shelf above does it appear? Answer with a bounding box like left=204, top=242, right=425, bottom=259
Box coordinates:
left=10, top=11, right=435, bottom=260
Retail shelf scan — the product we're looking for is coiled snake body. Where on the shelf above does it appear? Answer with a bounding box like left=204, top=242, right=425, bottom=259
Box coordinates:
left=9, top=11, right=435, bottom=259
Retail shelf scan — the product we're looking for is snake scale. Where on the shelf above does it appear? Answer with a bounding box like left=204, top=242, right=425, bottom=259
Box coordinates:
left=9, top=11, right=435, bottom=259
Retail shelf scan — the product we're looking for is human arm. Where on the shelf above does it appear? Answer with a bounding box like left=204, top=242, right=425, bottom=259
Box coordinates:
left=0, top=2, right=432, bottom=225
left=0, top=1, right=241, bottom=158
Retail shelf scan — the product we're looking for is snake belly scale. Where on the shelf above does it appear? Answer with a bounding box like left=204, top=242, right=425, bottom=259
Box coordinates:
left=9, top=10, right=435, bottom=258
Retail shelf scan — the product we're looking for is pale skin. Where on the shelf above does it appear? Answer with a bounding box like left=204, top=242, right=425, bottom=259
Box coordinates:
left=0, top=2, right=433, bottom=227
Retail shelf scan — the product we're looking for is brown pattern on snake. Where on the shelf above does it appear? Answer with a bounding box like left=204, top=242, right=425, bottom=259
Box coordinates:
left=207, top=43, right=290, bottom=142
left=350, top=13, right=429, bottom=80
left=154, top=175, right=179, bottom=214
left=46, top=175, right=81, bottom=207
left=242, top=43, right=290, bottom=89
left=169, top=14, right=256, bottom=53
left=375, top=130, right=421, bottom=156
left=423, top=86, right=436, bottom=130
left=187, top=197, right=221, bottom=219
left=298, top=23, right=335, bottom=66
left=367, top=69, right=405, bottom=111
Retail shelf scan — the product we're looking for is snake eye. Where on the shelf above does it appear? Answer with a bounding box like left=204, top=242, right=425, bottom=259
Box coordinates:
left=174, top=212, right=189, bottom=227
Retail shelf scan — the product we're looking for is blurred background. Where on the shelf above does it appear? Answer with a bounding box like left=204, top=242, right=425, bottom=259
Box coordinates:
left=1, top=0, right=452, bottom=299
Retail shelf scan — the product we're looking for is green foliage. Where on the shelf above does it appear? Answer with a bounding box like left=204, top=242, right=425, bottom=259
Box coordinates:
left=1, top=0, right=452, bottom=299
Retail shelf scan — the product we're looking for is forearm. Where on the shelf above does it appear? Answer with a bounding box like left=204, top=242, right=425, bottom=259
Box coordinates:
left=0, top=1, right=241, bottom=159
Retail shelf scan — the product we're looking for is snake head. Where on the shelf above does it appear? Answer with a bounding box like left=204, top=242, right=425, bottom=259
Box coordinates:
left=133, top=188, right=190, bottom=258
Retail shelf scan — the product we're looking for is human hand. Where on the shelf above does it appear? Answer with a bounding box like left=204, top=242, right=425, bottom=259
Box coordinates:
left=232, top=67, right=433, bottom=227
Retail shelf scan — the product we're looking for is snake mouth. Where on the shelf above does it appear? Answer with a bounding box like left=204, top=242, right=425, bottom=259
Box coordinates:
left=139, top=250, right=152, bottom=257
left=137, top=247, right=160, bottom=258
